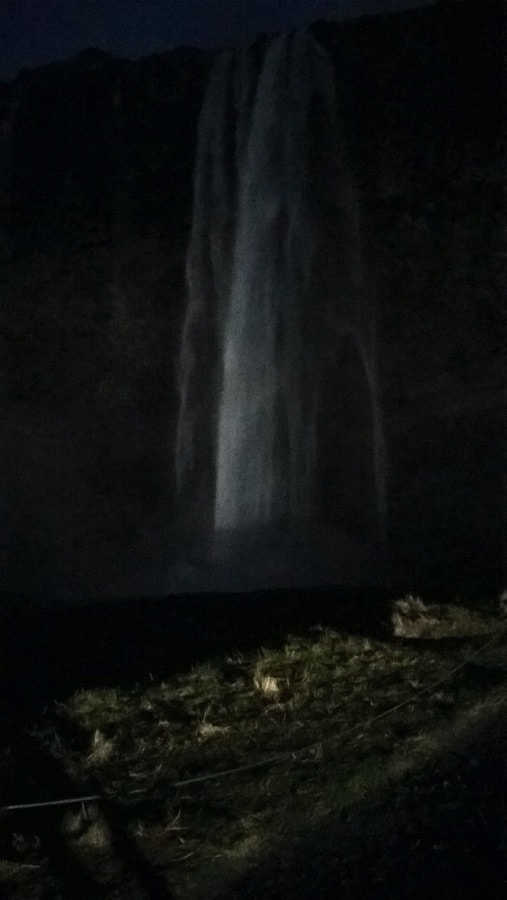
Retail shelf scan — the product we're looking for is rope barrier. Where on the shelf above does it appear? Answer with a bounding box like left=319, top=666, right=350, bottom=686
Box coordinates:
left=1, top=795, right=101, bottom=812
left=1, top=628, right=504, bottom=814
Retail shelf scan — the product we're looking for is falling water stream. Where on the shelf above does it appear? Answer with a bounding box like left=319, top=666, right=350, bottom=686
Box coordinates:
left=176, top=30, right=387, bottom=578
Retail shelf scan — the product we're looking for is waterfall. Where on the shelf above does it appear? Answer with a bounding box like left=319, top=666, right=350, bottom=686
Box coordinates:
left=176, top=30, right=387, bottom=567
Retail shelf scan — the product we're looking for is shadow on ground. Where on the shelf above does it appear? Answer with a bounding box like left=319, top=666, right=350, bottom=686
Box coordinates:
left=219, top=706, right=506, bottom=900
left=1, top=721, right=176, bottom=898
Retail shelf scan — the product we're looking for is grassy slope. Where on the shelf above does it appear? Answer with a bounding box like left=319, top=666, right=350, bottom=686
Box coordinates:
left=0, top=596, right=505, bottom=898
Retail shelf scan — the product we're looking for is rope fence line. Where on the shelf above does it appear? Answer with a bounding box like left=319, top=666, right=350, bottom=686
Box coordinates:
left=0, top=795, right=102, bottom=812
left=1, top=628, right=504, bottom=815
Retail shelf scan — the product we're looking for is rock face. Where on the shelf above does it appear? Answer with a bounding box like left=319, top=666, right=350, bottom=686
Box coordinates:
left=0, top=0, right=504, bottom=597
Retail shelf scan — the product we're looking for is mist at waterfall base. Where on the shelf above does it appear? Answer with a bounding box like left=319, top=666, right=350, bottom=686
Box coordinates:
left=170, top=31, right=387, bottom=595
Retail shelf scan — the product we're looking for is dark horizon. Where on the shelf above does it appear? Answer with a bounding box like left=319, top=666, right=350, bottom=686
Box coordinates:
left=0, top=0, right=437, bottom=82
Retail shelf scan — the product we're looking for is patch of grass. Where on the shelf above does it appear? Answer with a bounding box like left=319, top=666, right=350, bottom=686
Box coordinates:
left=0, top=600, right=505, bottom=898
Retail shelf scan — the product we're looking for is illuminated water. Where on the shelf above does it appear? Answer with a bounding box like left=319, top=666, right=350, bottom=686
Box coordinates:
left=176, top=30, right=387, bottom=575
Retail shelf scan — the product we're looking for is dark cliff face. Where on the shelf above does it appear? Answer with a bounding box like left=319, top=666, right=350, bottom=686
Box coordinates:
left=0, top=0, right=504, bottom=597
left=314, top=0, right=505, bottom=589
left=1, top=47, right=207, bottom=255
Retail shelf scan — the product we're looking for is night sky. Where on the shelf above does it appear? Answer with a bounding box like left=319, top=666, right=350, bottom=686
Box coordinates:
left=1, top=0, right=434, bottom=81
